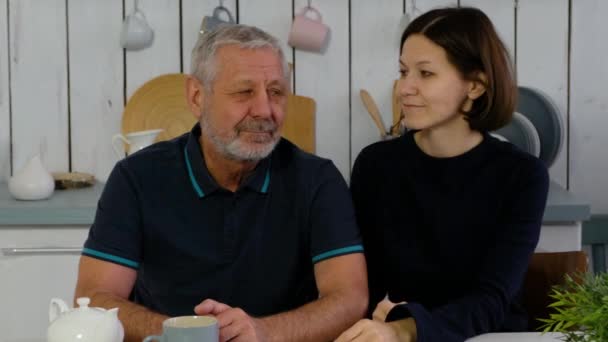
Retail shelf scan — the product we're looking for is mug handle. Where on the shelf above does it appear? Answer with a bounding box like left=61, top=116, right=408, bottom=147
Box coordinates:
left=298, top=6, right=322, bottom=22
left=143, top=336, right=162, bottom=342
left=213, top=5, right=235, bottom=23
left=133, top=9, right=148, bottom=22
left=111, top=134, right=130, bottom=158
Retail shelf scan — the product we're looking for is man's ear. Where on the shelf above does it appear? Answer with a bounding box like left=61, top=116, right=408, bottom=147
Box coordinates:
left=186, top=76, right=205, bottom=119
left=467, top=72, right=487, bottom=101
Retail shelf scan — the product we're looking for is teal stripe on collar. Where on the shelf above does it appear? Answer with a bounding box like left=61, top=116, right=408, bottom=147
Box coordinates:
left=82, top=248, right=139, bottom=268
left=312, top=245, right=364, bottom=264
left=261, top=168, right=271, bottom=193
left=184, top=147, right=204, bottom=198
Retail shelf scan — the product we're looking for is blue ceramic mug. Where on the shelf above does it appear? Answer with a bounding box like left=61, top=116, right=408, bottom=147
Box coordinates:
left=199, top=6, right=235, bottom=35
left=143, top=316, right=218, bottom=342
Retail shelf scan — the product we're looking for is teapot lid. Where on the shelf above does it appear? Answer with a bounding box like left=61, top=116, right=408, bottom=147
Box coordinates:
left=48, top=297, right=123, bottom=342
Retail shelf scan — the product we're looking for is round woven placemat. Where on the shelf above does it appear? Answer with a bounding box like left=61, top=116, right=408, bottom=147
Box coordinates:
left=122, top=73, right=197, bottom=142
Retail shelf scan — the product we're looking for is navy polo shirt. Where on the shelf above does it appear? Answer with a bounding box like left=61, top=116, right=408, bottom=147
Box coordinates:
left=83, top=124, right=363, bottom=317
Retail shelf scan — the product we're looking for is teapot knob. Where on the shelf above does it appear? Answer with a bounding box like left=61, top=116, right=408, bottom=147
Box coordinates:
left=76, top=297, right=91, bottom=308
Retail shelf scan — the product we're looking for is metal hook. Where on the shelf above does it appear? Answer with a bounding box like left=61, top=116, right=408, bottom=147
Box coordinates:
left=134, top=0, right=140, bottom=11
left=219, top=0, right=225, bottom=7
left=307, top=0, right=312, bottom=8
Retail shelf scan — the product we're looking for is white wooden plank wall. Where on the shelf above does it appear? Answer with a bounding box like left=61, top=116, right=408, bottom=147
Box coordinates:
left=181, top=0, right=238, bottom=75
left=9, top=0, right=69, bottom=175
left=294, top=0, right=350, bottom=178
left=68, top=0, right=123, bottom=181
left=0, top=0, right=607, bottom=213
left=570, top=0, right=608, bottom=213
left=0, top=0, right=9, bottom=181
left=415, top=0, right=457, bottom=13
left=517, top=0, right=569, bottom=188
left=350, top=0, right=403, bottom=169
left=238, top=0, right=292, bottom=69
left=124, top=0, right=181, bottom=100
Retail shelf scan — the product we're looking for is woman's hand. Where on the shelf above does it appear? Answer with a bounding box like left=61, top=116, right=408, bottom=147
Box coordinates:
left=372, top=297, right=406, bottom=322
left=334, top=319, right=402, bottom=342
left=335, top=318, right=417, bottom=342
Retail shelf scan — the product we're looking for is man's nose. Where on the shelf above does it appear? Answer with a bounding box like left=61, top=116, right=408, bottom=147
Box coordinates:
left=250, top=90, right=273, bottom=118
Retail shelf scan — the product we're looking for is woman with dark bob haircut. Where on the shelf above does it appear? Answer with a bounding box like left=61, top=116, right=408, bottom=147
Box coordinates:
left=337, top=7, right=549, bottom=342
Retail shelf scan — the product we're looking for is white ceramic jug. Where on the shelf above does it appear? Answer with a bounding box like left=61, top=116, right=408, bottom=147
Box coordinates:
left=112, top=128, right=163, bottom=158
left=47, top=297, right=124, bottom=342
left=8, top=155, right=54, bottom=200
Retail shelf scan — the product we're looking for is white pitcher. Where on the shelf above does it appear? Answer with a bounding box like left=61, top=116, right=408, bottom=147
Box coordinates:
left=112, top=128, right=163, bottom=158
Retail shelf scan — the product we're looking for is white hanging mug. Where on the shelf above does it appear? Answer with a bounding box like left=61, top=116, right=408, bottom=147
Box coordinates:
left=120, top=0, right=154, bottom=51
left=112, top=129, right=163, bottom=158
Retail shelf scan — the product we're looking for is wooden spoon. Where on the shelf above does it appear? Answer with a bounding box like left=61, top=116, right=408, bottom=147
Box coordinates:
left=390, top=80, right=406, bottom=135
left=360, top=89, right=387, bottom=138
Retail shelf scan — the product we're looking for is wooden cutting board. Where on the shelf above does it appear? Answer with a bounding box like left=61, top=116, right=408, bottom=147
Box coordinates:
left=283, top=94, right=315, bottom=153
left=122, top=73, right=316, bottom=153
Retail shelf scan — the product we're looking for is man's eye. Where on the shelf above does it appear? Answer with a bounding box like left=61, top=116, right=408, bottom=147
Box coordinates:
left=237, top=89, right=253, bottom=95
left=269, top=88, right=284, bottom=96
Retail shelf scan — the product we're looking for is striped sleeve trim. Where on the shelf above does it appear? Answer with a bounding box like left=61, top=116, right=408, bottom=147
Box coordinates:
left=82, top=248, right=140, bottom=269
left=312, top=245, right=364, bottom=264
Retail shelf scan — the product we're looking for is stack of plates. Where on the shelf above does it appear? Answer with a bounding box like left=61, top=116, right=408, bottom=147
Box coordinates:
left=491, top=87, right=564, bottom=167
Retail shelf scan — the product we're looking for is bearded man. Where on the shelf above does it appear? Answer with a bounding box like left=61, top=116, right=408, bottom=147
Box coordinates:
left=74, top=24, right=367, bottom=342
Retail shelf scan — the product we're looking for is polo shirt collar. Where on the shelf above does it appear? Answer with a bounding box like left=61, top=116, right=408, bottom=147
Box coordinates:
left=184, top=124, right=272, bottom=198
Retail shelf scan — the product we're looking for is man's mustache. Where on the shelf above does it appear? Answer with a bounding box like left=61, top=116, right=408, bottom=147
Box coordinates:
left=236, top=118, right=278, bottom=134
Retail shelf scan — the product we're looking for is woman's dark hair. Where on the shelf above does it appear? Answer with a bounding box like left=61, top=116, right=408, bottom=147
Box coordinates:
left=401, top=7, right=516, bottom=131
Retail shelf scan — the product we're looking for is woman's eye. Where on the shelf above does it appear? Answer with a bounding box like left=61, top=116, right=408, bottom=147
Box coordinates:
left=399, top=69, right=408, bottom=77
left=420, top=70, right=433, bottom=77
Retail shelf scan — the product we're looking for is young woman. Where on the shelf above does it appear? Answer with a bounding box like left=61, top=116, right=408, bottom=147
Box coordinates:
left=337, top=7, right=549, bottom=342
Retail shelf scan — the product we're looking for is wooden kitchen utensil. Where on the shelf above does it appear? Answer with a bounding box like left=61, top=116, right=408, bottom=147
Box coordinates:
left=392, top=79, right=401, bottom=133
left=283, top=94, right=316, bottom=153
left=122, top=74, right=195, bottom=142
left=122, top=73, right=316, bottom=153
left=359, top=89, right=388, bottom=138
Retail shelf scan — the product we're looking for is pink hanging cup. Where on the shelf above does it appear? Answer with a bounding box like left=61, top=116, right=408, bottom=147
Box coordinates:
left=288, top=6, right=330, bottom=53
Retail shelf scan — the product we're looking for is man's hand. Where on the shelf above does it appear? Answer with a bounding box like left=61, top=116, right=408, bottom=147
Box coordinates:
left=334, top=319, right=403, bottom=342
left=195, top=299, right=268, bottom=342
left=372, top=297, right=406, bottom=322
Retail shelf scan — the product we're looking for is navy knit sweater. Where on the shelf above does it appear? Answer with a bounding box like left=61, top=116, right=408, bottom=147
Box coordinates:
left=350, top=131, right=549, bottom=342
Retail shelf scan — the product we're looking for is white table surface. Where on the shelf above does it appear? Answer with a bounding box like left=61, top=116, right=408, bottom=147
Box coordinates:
left=2, top=332, right=566, bottom=342
left=467, top=332, right=565, bottom=341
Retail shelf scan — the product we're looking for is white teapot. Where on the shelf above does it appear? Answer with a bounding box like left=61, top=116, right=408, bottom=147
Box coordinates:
left=47, top=297, right=124, bottom=342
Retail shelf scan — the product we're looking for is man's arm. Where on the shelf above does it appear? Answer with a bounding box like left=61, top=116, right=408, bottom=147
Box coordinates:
left=195, top=253, right=368, bottom=342
left=74, top=256, right=168, bottom=342
left=261, top=253, right=368, bottom=341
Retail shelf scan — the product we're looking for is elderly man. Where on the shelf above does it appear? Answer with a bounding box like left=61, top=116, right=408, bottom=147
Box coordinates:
left=74, top=25, right=367, bottom=342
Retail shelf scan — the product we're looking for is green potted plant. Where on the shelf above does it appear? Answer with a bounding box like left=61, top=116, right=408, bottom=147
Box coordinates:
left=539, top=272, right=608, bottom=341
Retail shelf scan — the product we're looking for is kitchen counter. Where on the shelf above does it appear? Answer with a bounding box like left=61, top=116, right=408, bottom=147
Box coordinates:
left=0, top=181, right=591, bottom=226
left=0, top=182, right=104, bottom=225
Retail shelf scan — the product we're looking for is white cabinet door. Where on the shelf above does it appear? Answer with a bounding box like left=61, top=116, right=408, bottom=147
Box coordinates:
left=0, top=227, right=89, bottom=342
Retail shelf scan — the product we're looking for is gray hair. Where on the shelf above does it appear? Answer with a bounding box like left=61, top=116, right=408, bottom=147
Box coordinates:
left=190, top=24, right=290, bottom=91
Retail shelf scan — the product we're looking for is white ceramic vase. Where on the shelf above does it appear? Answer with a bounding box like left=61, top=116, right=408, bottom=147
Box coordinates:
left=8, top=155, right=55, bottom=200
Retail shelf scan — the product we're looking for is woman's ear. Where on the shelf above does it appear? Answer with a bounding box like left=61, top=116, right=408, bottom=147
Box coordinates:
left=467, top=72, right=488, bottom=100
